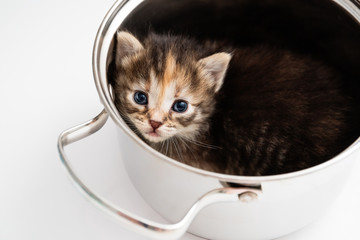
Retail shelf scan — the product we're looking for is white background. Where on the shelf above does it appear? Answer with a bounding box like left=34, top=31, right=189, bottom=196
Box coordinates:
left=0, top=0, right=360, bottom=239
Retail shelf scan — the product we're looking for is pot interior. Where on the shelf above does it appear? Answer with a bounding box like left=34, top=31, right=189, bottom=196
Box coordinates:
left=107, top=0, right=360, bottom=174
left=119, top=0, right=360, bottom=95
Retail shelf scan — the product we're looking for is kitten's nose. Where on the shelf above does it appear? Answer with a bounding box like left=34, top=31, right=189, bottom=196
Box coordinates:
left=149, top=120, right=163, bottom=130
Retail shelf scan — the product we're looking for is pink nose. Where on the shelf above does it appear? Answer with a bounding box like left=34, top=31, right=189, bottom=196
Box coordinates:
left=149, top=120, right=162, bottom=130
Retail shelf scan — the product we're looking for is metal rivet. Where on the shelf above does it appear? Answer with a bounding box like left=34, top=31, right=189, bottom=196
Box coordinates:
left=238, top=191, right=258, bottom=203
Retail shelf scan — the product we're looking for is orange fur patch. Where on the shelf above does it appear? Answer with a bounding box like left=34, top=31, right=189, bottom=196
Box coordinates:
left=158, top=52, right=177, bottom=102
left=163, top=52, right=176, bottom=86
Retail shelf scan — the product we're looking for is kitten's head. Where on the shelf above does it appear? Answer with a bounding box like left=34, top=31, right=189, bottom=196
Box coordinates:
left=113, top=31, right=231, bottom=143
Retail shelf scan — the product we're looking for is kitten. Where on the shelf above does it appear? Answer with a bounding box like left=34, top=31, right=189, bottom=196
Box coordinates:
left=110, top=31, right=353, bottom=176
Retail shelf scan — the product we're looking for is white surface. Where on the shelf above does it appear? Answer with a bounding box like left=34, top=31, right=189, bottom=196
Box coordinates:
left=0, top=0, right=359, bottom=239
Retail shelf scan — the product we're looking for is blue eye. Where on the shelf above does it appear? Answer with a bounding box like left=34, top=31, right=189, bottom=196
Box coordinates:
left=172, top=100, right=188, bottom=113
left=134, top=91, right=148, bottom=105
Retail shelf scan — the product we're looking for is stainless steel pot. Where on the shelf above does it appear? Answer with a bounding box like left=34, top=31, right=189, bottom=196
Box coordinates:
left=58, top=0, right=360, bottom=239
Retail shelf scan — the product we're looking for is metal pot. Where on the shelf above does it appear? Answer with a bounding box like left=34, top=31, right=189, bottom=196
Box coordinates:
left=58, top=0, right=360, bottom=239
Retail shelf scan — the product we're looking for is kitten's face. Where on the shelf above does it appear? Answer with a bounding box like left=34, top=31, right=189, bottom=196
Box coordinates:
left=113, top=32, right=231, bottom=143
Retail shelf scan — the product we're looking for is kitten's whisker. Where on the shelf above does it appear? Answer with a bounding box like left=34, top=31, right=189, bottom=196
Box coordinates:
left=171, top=137, right=183, bottom=162
left=181, top=136, right=222, bottom=150
left=159, top=141, right=164, bottom=153
left=176, top=136, right=198, bottom=163
left=129, top=126, right=141, bottom=135
left=175, top=138, right=184, bottom=162
left=165, top=140, right=169, bottom=155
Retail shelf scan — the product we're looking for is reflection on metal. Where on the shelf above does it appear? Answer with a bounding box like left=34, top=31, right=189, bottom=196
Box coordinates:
left=57, top=109, right=262, bottom=239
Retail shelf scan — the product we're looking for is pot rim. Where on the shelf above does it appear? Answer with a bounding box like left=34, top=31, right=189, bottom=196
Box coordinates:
left=93, top=0, right=360, bottom=185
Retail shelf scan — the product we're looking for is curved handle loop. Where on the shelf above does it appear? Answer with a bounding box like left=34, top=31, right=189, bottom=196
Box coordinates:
left=57, top=109, right=262, bottom=239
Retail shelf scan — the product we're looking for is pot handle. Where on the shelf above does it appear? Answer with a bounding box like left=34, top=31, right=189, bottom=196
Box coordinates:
left=58, top=109, right=262, bottom=240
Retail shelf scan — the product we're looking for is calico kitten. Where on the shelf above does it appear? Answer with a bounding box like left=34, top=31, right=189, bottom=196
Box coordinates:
left=110, top=31, right=353, bottom=176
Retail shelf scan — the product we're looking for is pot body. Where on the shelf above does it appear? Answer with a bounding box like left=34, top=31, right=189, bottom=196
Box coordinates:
left=118, top=128, right=359, bottom=240
left=92, top=0, right=360, bottom=239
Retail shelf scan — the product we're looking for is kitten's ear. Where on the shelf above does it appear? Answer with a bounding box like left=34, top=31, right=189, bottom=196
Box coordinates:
left=197, top=52, right=232, bottom=92
left=115, top=31, right=144, bottom=65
